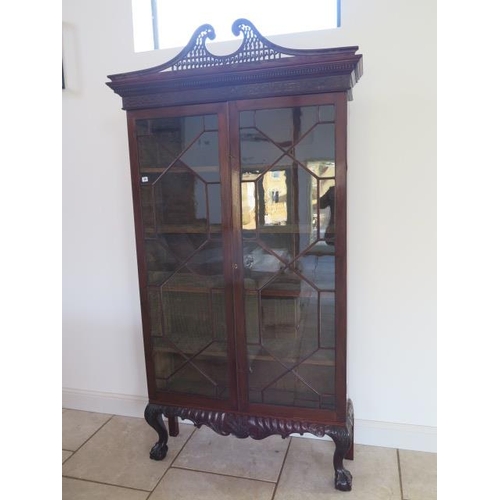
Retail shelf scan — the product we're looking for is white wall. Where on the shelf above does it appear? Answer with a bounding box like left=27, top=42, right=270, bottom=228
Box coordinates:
left=62, top=0, right=436, bottom=452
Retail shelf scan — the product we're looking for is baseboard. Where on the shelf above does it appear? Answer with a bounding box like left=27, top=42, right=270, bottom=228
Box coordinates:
left=62, top=388, right=436, bottom=453
left=350, top=418, right=436, bottom=453
left=62, top=387, right=148, bottom=419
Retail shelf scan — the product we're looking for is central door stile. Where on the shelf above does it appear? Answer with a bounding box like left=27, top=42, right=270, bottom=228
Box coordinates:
left=228, top=101, right=250, bottom=413
left=217, top=102, right=240, bottom=411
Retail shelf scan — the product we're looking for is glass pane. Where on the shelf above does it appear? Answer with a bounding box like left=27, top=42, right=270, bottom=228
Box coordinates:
left=263, top=372, right=320, bottom=409
left=240, top=103, right=337, bottom=410
left=144, top=238, right=178, bottom=286
left=318, top=181, right=335, bottom=246
left=180, top=130, right=220, bottom=182
left=155, top=165, right=207, bottom=229
left=240, top=128, right=288, bottom=171
left=244, top=293, right=260, bottom=345
left=136, top=117, right=183, bottom=170
left=151, top=287, right=228, bottom=398
left=320, top=292, right=335, bottom=348
left=255, top=108, right=294, bottom=145
left=319, top=105, right=336, bottom=122
left=241, top=180, right=257, bottom=231
left=148, top=289, right=163, bottom=337
left=207, top=184, right=222, bottom=233
left=257, top=167, right=289, bottom=228
left=298, top=106, right=320, bottom=133
left=295, top=123, right=335, bottom=168
left=137, top=112, right=229, bottom=401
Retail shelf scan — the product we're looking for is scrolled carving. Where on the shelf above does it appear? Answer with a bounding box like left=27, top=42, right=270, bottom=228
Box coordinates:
left=107, top=18, right=360, bottom=81
left=167, top=19, right=284, bottom=71
left=144, top=402, right=354, bottom=491
left=147, top=403, right=350, bottom=441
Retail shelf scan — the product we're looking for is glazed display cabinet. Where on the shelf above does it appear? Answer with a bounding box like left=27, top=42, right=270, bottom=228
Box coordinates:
left=107, top=19, right=362, bottom=491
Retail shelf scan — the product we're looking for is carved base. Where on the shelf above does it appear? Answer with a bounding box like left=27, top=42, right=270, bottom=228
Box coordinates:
left=144, top=400, right=354, bottom=491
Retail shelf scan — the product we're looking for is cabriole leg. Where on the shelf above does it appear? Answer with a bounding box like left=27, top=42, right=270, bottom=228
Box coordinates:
left=327, top=400, right=354, bottom=491
left=346, top=418, right=354, bottom=460
left=144, top=403, right=168, bottom=460
left=329, top=428, right=353, bottom=491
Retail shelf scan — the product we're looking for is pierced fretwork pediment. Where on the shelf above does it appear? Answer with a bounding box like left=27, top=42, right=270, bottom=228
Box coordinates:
left=108, top=19, right=359, bottom=81
left=170, top=19, right=285, bottom=70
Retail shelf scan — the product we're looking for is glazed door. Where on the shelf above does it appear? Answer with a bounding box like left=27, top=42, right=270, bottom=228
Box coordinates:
left=128, top=103, right=238, bottom=410
left=230, top=94, right=348, bottom=420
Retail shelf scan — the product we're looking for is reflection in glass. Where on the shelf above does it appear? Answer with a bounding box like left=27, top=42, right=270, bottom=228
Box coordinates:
left=241, top=179, right=257, bottom=231
left=257, top=167, right=289, bottom=228
left=240, top=128, right=288, bottom=171
left=240, top=104, right=337, bottom=410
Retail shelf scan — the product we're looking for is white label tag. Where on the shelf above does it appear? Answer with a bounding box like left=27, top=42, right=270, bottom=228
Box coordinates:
left=141, top=176, right=149, bottom=183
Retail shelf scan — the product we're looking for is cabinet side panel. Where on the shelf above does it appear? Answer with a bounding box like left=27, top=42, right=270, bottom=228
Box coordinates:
left=333, top=93, right=348, bottom=418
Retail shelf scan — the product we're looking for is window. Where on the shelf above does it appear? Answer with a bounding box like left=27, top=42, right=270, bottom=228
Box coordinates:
left=132, top=1, right=341, bottom=52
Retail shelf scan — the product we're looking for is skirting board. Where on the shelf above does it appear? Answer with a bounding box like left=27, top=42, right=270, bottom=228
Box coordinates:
left=62, top=388, right=436, bottom=453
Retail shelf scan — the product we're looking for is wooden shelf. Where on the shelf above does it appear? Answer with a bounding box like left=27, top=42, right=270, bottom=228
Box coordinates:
left=140, top=165, right=220, bottom=173
left=153, top=345, right=335, bottom=368
left=144, top=224, right=222, bottom=234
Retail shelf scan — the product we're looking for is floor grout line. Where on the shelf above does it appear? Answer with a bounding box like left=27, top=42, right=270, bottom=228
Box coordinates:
left=62, top=416, right=199, bottom=498
left=169, top=464, right=279, bottom=484
left=62, top=475, right=151, bottom=493
left=397, top=448, right=405, bottom=500
left=62, top=411, right=114, bottom=456
left=168, top=425, right=285, bottom=485
left=62, top=451, right=74, bottom=464
left=271, top=436, right=293, bottom=500
left=145, top=421, right=199, bottom=499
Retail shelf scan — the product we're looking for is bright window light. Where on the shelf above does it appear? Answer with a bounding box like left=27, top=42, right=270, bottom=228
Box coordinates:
left=132, top=1, right=340, bottom=53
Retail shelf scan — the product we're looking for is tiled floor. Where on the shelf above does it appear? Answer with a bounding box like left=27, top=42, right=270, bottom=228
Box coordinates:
left=62, top=409, right=436, bottom=499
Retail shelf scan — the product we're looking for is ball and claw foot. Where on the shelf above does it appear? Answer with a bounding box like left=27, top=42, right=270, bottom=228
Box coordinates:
left=335, top=468, right=353, bottom=491
left=149, top=441, right=168, bottom=460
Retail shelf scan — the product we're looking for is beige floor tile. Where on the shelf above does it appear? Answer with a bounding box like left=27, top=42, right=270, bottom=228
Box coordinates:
left=63, top=416, right=195, bottom=491
left=173, top=426, right=289, bottom=481
left=399, top=449, right=437, bottom=500
left=62, top=477, right=149, bottom=500
left=62, top=450, right=73, bottom=463
left=149, top=468, right=275, bottom=500
left=274, top=438, right=401, bottom=500
left=62, top=409, right=112, bottom=451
